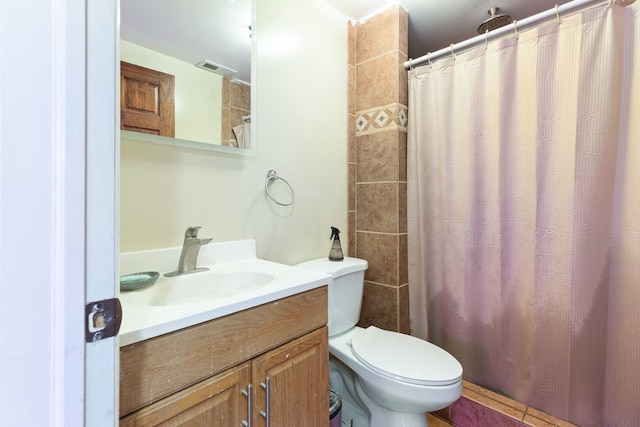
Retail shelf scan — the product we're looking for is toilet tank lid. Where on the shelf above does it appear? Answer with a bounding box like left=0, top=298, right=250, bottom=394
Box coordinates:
left=295, top=257, right=368, bottom=278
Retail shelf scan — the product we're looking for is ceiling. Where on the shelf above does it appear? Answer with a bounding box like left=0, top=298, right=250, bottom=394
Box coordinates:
left=120, top=0, right=253, bottom=84
left=327, top=0, right=572, bottom=59
left=120, top=0, right=573, bottom=84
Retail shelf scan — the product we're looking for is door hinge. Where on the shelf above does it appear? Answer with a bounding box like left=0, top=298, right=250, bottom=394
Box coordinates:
left=85, top=298, right=122, bottom=343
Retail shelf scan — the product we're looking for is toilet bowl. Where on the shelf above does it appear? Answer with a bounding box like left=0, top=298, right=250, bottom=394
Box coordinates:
left=295, top=257, right=463, bottom=427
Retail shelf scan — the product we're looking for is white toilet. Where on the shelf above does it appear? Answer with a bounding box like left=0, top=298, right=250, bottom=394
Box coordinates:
left=295, top=257, right=463, bottom=427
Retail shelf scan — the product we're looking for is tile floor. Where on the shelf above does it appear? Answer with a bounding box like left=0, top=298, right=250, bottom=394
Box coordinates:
left=427, top=381, right=579, bottom=427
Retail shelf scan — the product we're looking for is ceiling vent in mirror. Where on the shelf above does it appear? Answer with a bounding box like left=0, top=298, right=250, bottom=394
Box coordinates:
left=195, top=60, right=237, bottom=77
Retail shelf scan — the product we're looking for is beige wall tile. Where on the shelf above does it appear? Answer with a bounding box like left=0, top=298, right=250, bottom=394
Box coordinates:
left=348, top=115, right=356, bottom=163
left=356, top=231, right=399, bottom=285
left=399, top=128, right=407, bottom=182
left=222, top=77, right=230, bottom=105
left=399, top=182, right=407, bottom=233
left=348, top=211, right=356, bottom=257
left=355, top=5, right=402, bottom=64
left=221, top=107, right=231, bottom=142
left=348, top=65, right=356, bottom=114
left=398, top=51, right=408, bottom=106
left=221, top=79, right=250, bottom=141
left=348, top=162, right=356, bottom=211
left=348, top=21, right=355, bottom=66
left=399, top=283, right=410, bottom=333
left=349, top=3, right=408, bottom=335
left=356, top=52, right=400, bottom=111
left=358, top=282, right=398, bottom=330
left=357, top=131, right=399, bottom=183
left=229, top=81, right=250, bottom=110
left=399, top=232, right=408, bottom=283
left=398, top=6, right=408, bottom=57
left=357, top=183, right=398, bottom=233
left=229, top=107, right=249, bottom=130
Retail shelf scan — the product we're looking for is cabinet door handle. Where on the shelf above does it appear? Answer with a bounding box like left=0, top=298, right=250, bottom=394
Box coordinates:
left=259, top=377, right=271, bottom=427
left=242, top=383, right=252, bottom=427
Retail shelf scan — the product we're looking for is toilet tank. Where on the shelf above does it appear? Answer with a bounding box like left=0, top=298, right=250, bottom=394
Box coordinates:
left=295, top=257, right=368, bottom=337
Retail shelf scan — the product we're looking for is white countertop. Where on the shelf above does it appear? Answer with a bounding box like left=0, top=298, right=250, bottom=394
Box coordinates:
left=118, top=240, right=331, bottom=346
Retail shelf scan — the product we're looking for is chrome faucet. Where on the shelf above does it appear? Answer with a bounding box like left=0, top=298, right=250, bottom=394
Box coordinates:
left=164, top=226, right=212, bottom=277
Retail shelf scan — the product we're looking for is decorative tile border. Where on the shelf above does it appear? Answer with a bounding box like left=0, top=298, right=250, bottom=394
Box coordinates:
left=355, top=102, right=408, bottom=136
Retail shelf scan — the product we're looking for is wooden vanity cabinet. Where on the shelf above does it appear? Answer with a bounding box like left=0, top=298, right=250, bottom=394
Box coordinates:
left=120, top=362, right=251, bottom=426
left=252, top=327, right=328, bottom=426
left=119, top=287, right=329, bottom=427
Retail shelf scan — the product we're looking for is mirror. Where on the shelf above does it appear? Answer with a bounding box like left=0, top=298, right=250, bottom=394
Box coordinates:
left=120, top=0, right=254, bottom=155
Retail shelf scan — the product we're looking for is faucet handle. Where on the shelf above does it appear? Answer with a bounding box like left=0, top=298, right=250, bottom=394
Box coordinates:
left=184, top=226, right=202, bottom=238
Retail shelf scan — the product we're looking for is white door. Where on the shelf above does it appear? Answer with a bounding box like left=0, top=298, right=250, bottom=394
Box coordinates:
left=0, top=1, right=118, bottom=425
left=86, top=0, right=120, bottom=425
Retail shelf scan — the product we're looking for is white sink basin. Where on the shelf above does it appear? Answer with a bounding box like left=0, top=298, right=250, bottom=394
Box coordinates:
left=123, top=270, right=274, bottom=306
left=118, top=240, right=332, bottom=346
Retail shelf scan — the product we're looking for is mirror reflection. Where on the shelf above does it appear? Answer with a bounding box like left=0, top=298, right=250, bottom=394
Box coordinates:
left=120, top=0, right=253, bottom=153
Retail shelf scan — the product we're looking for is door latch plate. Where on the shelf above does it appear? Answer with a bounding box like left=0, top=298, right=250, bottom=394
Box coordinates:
left=85, top=298, right=122, bottom=342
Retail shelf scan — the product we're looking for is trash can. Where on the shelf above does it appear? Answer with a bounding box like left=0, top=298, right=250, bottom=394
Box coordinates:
left=329, top=389, right=342, bottom=427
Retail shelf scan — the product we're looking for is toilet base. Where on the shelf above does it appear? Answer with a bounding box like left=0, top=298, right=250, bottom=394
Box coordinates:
left=356, top=380, right=428, bottom=427
left=341, top=397, right=369, bottom=427
left=329, top=358, right=370, bottom=426
left=330, top=355, right=429, bottom=427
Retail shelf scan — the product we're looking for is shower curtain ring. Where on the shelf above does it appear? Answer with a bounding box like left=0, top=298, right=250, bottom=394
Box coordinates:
left=485, top=28, right=489, bottom=50
left=450, top=44, right=456, bottom=61
left=608, top=0, right=614, bottom=7
left=555, top=4, right=563, bottom=24
left=512, top=20, right=519, bottom=39
left=427, top=52, right=432, bottom=68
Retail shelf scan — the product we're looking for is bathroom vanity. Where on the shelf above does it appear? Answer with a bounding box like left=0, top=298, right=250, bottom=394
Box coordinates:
left=118, top=240, right=331, bottom=426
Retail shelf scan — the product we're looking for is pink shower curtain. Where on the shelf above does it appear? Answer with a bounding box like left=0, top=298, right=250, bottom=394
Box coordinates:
left=407, top=3, right=639, bottom=426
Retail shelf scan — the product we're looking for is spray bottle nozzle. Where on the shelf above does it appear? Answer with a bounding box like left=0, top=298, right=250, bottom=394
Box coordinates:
left=330, top=227, right=341, bottom=240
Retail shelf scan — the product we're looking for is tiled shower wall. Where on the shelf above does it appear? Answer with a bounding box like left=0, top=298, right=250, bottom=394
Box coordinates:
left=221, top=77, right=250, bottom=147
left=349, top=5, right=410, bottom=334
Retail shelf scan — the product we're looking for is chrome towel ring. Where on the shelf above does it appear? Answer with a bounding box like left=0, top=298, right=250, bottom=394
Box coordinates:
left=265, top=170, right=295, bottom=206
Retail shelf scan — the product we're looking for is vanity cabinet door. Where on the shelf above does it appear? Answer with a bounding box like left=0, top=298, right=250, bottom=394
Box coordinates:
left=252, top=327, right=329, bottom=427
left=119, top=362, right=250, bottom=427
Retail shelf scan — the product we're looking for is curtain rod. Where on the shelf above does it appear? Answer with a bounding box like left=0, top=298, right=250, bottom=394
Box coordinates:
left=404, top=0, right=633, bottom=69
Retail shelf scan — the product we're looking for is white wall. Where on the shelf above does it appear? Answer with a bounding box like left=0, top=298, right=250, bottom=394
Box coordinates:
left=120, top=0, right=348, bottom=265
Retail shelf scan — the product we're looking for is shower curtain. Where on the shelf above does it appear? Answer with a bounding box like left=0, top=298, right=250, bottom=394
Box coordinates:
left=407, top=3, right=639, bottom=426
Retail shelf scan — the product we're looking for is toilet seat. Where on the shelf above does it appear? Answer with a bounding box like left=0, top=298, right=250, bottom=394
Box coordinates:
left=350, top=326, right=463, bottom=386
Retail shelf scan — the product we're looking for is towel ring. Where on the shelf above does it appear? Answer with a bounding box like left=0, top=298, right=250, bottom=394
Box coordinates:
left=265, top=170, right=295, bottom=206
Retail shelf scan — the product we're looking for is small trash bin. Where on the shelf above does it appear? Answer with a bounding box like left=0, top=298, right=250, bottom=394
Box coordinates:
left=329, top=389, right=342, bottom=427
